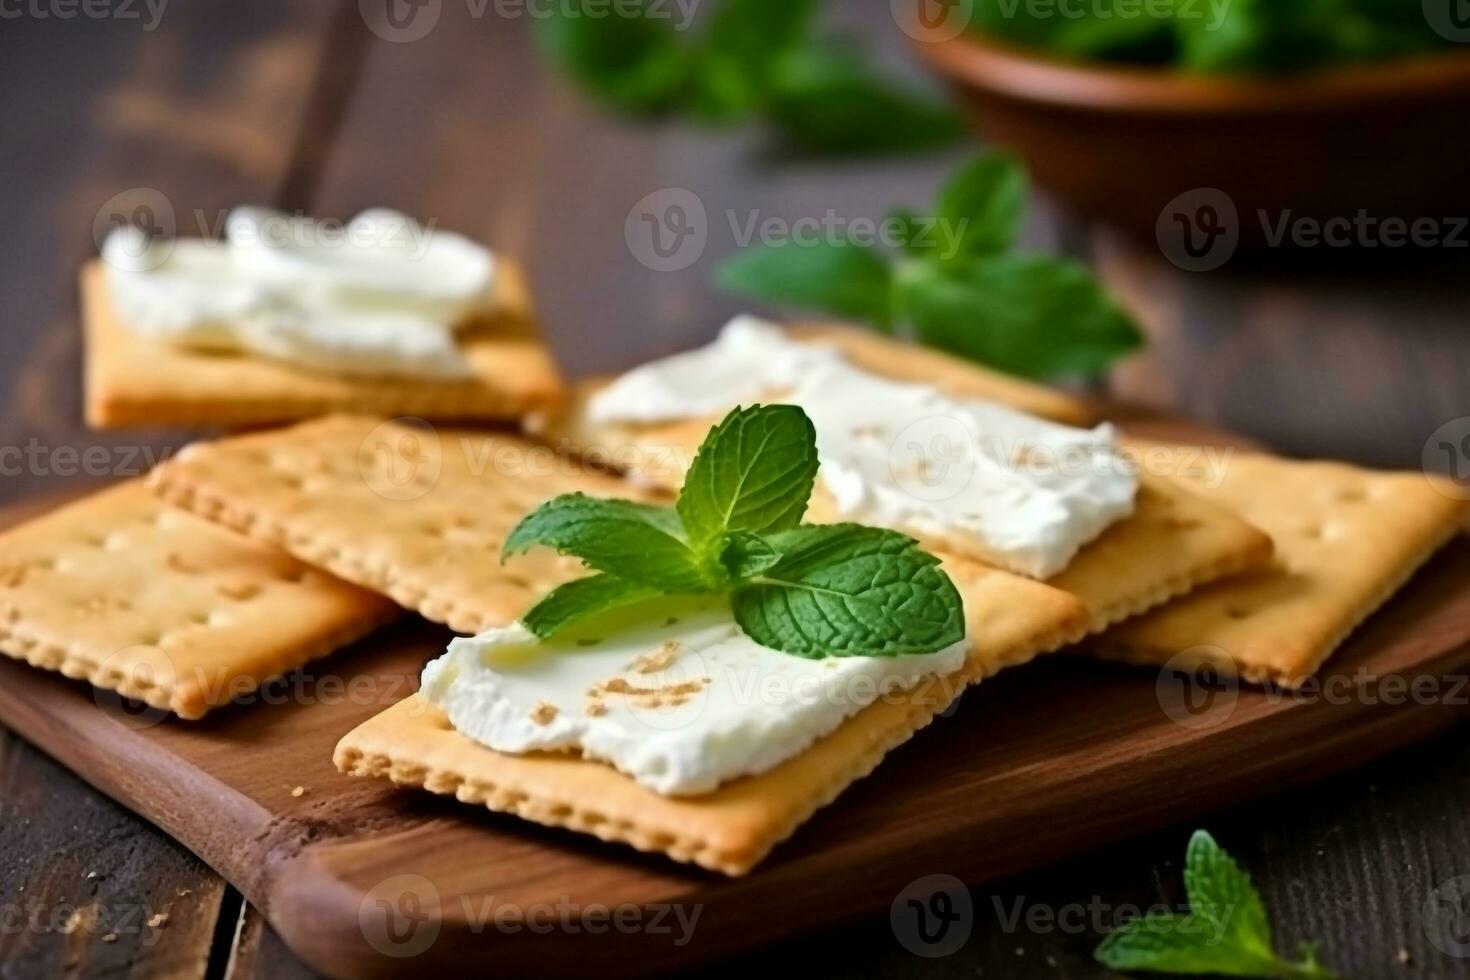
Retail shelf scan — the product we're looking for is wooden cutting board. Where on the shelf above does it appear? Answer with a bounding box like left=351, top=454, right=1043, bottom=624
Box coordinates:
left=0, top=418, right=1468, bottom=979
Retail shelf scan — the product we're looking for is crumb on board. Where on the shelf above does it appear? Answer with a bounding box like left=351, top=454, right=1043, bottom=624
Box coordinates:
left=631, top=640, right=681, bottom=674
left=585, top=700, right=608, bottom=717
left=290, top=785, right=305, bottom=798
left=530, top=701, right=558, bottom=725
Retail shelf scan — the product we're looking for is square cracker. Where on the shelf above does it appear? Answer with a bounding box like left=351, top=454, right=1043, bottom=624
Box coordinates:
left=0, top=482, right=397, bottom=719
left=1092, top=447, right=1467, bottom=686
left=81, top=258, right=563, bottom=430
left=334, top=556, right=1091, bottom=877
left=531, top=327, right=1273, bottom=631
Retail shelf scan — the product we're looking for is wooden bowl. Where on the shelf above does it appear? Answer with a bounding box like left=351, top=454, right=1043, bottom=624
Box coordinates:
left=915, top=30, right=1470, bottom=247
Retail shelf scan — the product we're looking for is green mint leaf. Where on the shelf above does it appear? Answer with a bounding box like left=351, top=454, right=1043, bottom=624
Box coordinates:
left=521, top=574, right=664, bottom=640
left=676, top=404, right=820, bottom=554
left=1094, top=832, right=1338, bottom=979
left=714, top=239, right=895, bottom=329
left=900, top=254, right=1142, bottom=379
left=689, top=0, right=816, bottom=121
left=933, top=154, right=1026, bottom=261
left=1184, top=830, right=1274, bottom=957
left=535, top=1, right=688, bottom=114
left=765, top=44, right=962, bottom=156
left=504, top=493, right=709, bottom=592
left=717, top=530, right=782, bottom=581
left=731, top=524, right=965, bottom=657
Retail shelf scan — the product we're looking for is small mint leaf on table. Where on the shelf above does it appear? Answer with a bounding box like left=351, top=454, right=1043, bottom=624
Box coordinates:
left=731, top=524, right=965, bottom=657
left=676, top=404, right=819, bottom=553
left=503, top=494, right=709, bottom=593
left=1093, top=831, right=1337, bottom=979
left=521, top=574, right=664, bottom=640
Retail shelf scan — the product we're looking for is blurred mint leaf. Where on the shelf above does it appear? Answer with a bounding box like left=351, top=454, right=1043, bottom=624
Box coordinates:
left=522, top=574, right=663, bottom=639
left=712, top=153, right=1144, bottom=379
left=690, top=0, right=817, bottom=121
left=731, top=523, right=965, bottom=657
left=765, top=43, right=963, bottom=156
left=900, top=254, right=1142, bottom=379
left=1094, top=831, right=1337, bottom=978
left=715, top=239, right=895, bottom=329
left=933, top=154, right=1027, bottom=261
left=534, top=0, right=688, bottom=114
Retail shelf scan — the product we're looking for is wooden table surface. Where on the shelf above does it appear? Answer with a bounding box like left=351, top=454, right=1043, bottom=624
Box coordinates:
left=1, top=2, right=1468, bottom=977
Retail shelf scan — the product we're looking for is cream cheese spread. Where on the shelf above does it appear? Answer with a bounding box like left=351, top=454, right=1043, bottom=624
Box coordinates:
left=100, top=208, right=496, bottom=379
left=588, top=317, right=1138, bottom=577
left=420, top=596, right=968, bottom=796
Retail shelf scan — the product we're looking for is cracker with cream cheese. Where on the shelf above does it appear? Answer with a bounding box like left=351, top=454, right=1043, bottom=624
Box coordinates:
left=81, top=259, right=562, bottom=429
left=1092, top=445, right=1467, bottom=686
left=150, top=415, right=1260, bottom=873
left=0, top=481, right=397, bottom=719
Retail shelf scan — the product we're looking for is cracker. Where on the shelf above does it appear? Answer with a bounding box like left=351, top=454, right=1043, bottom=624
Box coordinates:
left=531, top=328, right=1273, bottom=631
left=81, top=259, right=563, bottom=430
left=1092, top=447, right=1468, bottom=686
left=334, top=559, right=1089, bottom=877
left=149, top=415, right=642, bottom=634
left=0, top=482, right=397, bottom=719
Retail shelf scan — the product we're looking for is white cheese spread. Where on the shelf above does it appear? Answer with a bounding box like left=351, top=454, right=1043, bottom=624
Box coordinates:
left=100, top=208, right=496, bottom=379
left=588, top=317, right=1137, bottom=577
left=420, top=596, right=968, bottom=796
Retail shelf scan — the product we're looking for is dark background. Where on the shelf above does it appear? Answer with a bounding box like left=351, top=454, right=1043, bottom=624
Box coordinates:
left=1, top=1, right=1468, bottom=976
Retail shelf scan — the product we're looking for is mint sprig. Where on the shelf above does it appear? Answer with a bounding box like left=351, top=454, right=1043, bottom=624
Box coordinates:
left=715, top=153, right=1144, bottom=379
left=505, top=405, right=966, bottom=657
left=534, top=0, right=961, bottom=157
left=1094, top=831, right=1337, bottom=979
